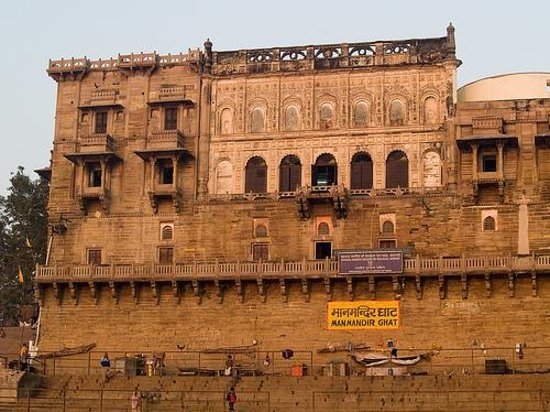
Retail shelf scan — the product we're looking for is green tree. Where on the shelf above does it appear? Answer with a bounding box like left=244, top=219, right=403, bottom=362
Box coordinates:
left=0, top=167, right=49, bottom=325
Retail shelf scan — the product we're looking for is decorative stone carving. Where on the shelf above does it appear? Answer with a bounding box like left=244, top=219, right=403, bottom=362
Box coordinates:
left=423, top=151, right=442, bottom=187
left=424, top=96, right=439, bottom=124
left=220, top=108, right=233, bottom=134
left=285, top=105, right=300, bottom=131
left=319, top=103, right=334, bottom=129
left=216, top=160, right=233, bottom=194
left=389, top=99, right=405, bottom=126
left=251, top=107, right=265, bottom=132
left=353, top=101, right=370, bottom=128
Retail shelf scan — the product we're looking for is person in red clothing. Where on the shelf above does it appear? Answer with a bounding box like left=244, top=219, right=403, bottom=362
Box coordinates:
left=226, top=387, right=237, bottom=411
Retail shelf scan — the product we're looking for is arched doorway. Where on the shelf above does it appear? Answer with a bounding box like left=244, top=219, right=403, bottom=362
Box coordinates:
left=279, top=155, right=301, bottom=192
left=245, top=156, right=267, bottom=193
left=312, top=154, right=337, bottom=186
left=350, top=152, right=373, bottom=189
left=386, top=151, right=408, bottom=188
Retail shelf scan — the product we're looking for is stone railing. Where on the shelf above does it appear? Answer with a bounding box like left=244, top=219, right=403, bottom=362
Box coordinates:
left=202, top=186, right=447, bottom=204
left=48, top=50, right=202, bottom=77
left=36, top=255, right=550, bottom=283
left=211, top=36, right=452, bottom=75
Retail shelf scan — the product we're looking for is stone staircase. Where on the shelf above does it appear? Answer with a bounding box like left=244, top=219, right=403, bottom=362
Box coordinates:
left=2, top=373, right=550, bottom=411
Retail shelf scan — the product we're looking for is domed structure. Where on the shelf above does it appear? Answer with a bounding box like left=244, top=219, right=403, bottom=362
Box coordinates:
left=458, top=72, right=550, bottom=101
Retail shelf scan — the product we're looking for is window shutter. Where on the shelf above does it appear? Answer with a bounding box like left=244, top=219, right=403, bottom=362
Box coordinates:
left=351, top=162, right=362, bottom=189
left=280, top=165, right=291, bottom=192
left=289, top=163, right=301, bottom=191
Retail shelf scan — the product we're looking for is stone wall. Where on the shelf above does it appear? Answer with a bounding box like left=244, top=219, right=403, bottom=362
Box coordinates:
left=38, top=276, right=550, bottom=366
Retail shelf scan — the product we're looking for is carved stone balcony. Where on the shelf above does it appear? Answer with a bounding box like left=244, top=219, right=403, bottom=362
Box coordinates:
left=296, top=185, right=348, bottom=219
left=148, top=185, right=182, bottom=214
left=77, top=186, right=110, bottom=213
left=472, top=116, right=504, bottom=135
left=148, top=86, right=196, bottom=105
left=146, top=130, right=187, bottom=151
left=77, top=133, right=115, bottom=153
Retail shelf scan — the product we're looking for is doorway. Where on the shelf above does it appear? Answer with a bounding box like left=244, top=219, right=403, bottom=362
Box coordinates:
left=315, top=242, right=332, bottom=260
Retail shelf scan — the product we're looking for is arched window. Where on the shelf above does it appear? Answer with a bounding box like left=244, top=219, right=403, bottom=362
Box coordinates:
left=279, top=155, right=302, bottom=192
left=312, top=154, right=337, bottom=186
left=255, top=224, right=268, bottom=238
left=216, top=160, right=233, bottom=194
left=483, top=216, right=496, bottom=231
left=319, top=103, right=334, bottom=129
left=386, top=151, right=408, bottom=188
left=424, top=97, right=439, bottom=124
left=422, top=151, right=442, bottom=187
left=161, top=224, right=174, bottom=240
left=251, top=107, right=265, bottom=133
left=318, top=222, right=330, bottom=236
left=285, top=106, right=300, bottom=131
left=350, top=152, right=373, bottom=189
left=220, top=108, right=233, bottom=135
left=245, top=156, right=267, bottom=193
left=353, top=101, right=370, bottom=127
left=382, top=220, right=394, bottom=234
left=389, top=99, right=405, bottom=126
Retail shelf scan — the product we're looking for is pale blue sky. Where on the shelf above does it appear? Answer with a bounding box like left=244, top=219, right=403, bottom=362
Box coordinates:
left=0, top=0, right=548, bottom=193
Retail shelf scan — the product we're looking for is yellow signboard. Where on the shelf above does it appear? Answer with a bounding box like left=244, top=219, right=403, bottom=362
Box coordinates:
left=328, top=301, right=399, bottom=330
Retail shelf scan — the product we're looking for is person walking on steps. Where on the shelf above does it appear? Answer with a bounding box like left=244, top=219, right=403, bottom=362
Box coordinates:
left=226, top=386, right=237, bottom=411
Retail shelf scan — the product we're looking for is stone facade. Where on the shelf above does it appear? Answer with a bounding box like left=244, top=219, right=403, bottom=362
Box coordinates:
left=35, top=26, right=550, bottom=357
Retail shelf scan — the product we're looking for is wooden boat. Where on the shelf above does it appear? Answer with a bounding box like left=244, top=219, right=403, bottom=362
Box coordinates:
left=350, top=351, right=426, bottom=367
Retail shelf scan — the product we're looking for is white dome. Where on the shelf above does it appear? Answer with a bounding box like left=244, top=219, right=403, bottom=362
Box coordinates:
left=458, top=72, right=550, bottom=102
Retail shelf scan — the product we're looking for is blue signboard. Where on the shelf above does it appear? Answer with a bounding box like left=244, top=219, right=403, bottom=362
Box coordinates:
left=338, top=250, right=404, bottom=274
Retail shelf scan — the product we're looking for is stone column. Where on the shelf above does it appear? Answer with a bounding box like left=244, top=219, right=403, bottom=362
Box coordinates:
left=497, top=142, right=504, bottom=179
left=517, top=195, right=530, bottom=255
left=471, top=143, right=478, bottom=180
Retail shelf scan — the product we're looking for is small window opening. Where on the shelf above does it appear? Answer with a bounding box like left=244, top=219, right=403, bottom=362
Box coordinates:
left=318, top=222, right=330, bottom=236
left=252, top=243, right=269, bottom=261
left=255, top=224, right=268, bottom=238
left=161, top=225, right=174, bottom=240
left=164, top=107, right=178, bottom=130
left=87, top=249, right=102, bottom=265
left=379, top=239, right=397, bottom=249
left=315, top=242, right=332, bottom=259
left=87, top=164, right=102, bottom=187
left=482, top=155, right=497, bottom=172
left=382, top=221, right=395, bottom=234
left=483, top=216, right=496, bottom=231
left=159, top=247, right=174, bottom=264
left=95, top=112, right=108, bottom=134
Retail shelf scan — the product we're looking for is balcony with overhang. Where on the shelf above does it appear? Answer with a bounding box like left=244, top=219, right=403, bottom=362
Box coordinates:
left=34, top=254, right=550, bottom=304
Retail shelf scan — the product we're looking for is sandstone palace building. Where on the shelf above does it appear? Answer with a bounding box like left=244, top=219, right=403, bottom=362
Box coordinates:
left=36, top=25, right=550, bottom=371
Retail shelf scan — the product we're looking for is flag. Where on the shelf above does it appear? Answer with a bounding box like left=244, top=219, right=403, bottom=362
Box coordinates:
left=25, top=237, right=32, bottom=248
left=18, top=266, right=24, bottom=283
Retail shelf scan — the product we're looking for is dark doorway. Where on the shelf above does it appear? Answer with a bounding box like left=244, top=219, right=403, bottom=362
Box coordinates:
left=386, top=150, right=408, bottom=188
left=312, top=154, right=337, bottom=186
left=245, top=156, right=267, bottom=193
left=315, top=242, right=332, bottom=260
left=351, top=152, right=373, bottom=189
left=279, top=155, right=302, bottom=192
